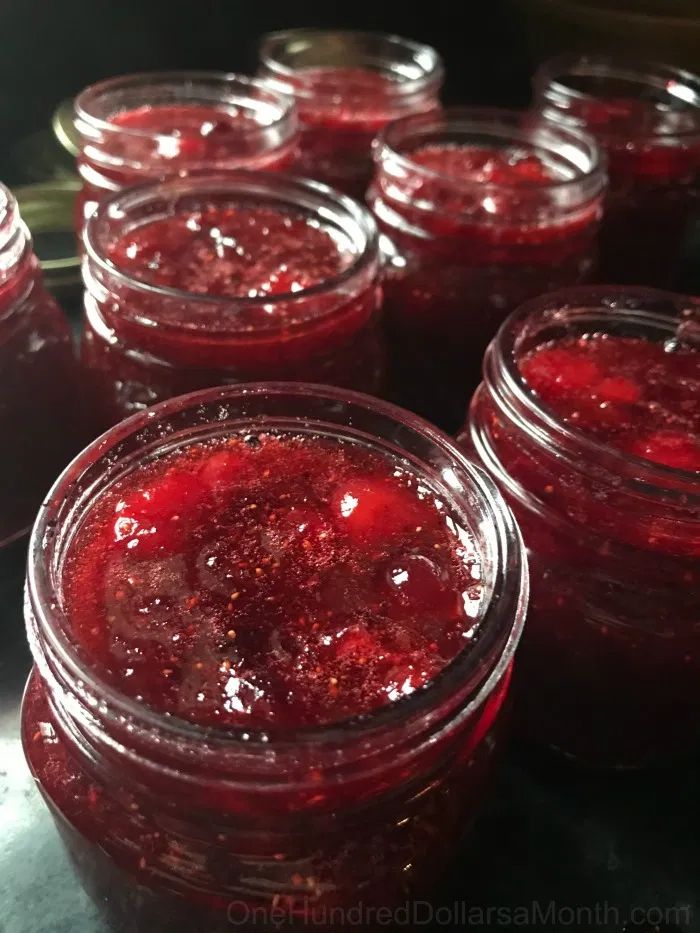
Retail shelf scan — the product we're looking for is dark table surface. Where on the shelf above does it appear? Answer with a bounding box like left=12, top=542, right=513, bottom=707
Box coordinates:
left=1, top=542, right=698, bottom=933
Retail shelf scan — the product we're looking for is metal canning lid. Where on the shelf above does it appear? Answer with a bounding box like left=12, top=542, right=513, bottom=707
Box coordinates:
left=15, top=180, right=81, bottom=289
left=52, top=98, right=81, bottom=158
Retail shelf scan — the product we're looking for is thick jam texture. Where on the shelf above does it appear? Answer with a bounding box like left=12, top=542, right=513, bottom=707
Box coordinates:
left=23, top=431, right=510, bottom=927
left=76, top=102, right=295, bottom=231
left=522, top=334, right=700, bottom=472
left=465, top=329, right=700, bottom=768
left=62, top=433, right=483, bottom=727
left=285, top=67, right=436, bottom=198
left=82, top=202, right=382, bottom=427
left=0, top=258, right=81, bottom=547
left=371, top=141, right=601, bottom=430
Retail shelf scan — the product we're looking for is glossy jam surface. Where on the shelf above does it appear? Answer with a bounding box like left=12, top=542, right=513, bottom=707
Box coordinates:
left=62, top=433, right=483, bottom=727
left=371, top=141, right=600, bottom=430
left=0, top=259, right=81, bottom=547
left=522, top=334, right=700, bottom=471
left=464, top=319, right=700, bottom=768
left=83, top=201, right=382, bottom=427
left=107, top=204, right=351, bottom=301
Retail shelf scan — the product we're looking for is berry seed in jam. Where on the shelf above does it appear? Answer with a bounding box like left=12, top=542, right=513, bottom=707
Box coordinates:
left=521, top=334, right=700, bottom=472
left=63, top=432, right=483, bottom=728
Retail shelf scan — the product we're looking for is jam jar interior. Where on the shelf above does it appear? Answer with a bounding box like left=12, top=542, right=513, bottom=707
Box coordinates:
left=73, top=71, right=298, bottom=230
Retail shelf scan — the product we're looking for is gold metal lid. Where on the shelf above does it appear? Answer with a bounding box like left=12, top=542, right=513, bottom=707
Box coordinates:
left=15, top=180, right=81, bottom=289
left=52, top=98, right=81, bottom=158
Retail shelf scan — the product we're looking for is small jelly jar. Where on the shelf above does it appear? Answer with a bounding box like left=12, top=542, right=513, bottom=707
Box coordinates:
left=23, top=383, right=527, bottom=931
left=0, top=182, right=81, bottom=549
left=258, top=29, right=443, bottom=198
left=533, top=55, right=700, bottom=289
left=81, top=172, right=384, bottom=429
left=368, top=108, right=605, bottom=430
left=73, top=71, right=298, bottom=233
left=461, top=286, right=700, bottom=770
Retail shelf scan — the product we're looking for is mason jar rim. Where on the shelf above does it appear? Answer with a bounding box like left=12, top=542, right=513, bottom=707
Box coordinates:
left=83, top=170, right=380, bottom=314
left=74, top=70, right=297, bottom=145
left=259, top=29, right=444, bottom=101
left=374, top=106, right=606, bottom=198
left=26, top=382, right=527, bottom=756
left=534, top=54, right=700, bottom=140
left=484, top=285, right=700, bottom=495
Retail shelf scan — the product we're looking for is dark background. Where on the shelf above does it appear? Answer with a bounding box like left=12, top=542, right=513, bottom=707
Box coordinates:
left=0, top=0, right=531, bottom=169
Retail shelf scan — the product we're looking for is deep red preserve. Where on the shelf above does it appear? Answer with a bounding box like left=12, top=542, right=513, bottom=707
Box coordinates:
left=464, top=288, right=700, bottom=768
left=535, top=56, right=700, bottom=288
left=74, top=73, right=297, bottom=233
left=60, top=433, right=482, bottom=727
left=82, top=175, right=383, bottom=428
left=0, top=184, right=81, bottom=548
left=369, top=111, right=604, bottom=430
left=259, top=31, right=443, bottom=198
left=23, top=384, right=526, bottom=929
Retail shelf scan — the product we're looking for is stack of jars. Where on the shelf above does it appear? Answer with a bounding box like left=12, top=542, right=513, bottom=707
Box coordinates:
left=2, top=29, right=698, bottom=933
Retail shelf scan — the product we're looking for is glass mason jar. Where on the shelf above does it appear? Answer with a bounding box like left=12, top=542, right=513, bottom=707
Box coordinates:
left=258, top=30, right=443, bottom=199
left=22, top=382, right=528, bottom=932
left=0, top=182, right=82, bottom=549
left=73, top=71, right=298, bottom=234
left=81, top=172, right=384, bottom=430
left=461, top=286, right=700, bottom=770
left=368, top=108, right=605, bottom=431
left=533, top=55, right=700, bottom=289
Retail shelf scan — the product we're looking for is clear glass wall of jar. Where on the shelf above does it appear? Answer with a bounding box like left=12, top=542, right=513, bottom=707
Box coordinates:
left=258, top=30, right=443, bottom=199
left=73, top=71, right=298, bottom=234
left=533, top=55, right=700, bottom=289
left=23, top=382, right=528, bottom=932
left=0, top=182, right=82, bottom=549
left=368, top=108, right=605, bottom=431
left=81, top=172, right=384, bottom=430
left=461, top=286, right=700, bottom=769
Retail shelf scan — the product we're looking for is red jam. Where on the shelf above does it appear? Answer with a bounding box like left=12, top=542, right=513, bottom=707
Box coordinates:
left=23, top=385, right=525, bottom=928
left=521, top=335, right=700, bottom=471
left=535, top=59, right=700, bottom=288
left=106, top=204, right=349, bottom=299
left=82, top=176, right=383, bottom=428
left=61, top=433, right=482, bottom=727
left=259, top=32, right=442, bottom=198
left=463, top=290, right=700, bottom=768
left=0, top=187, right=82, bottom=548
left=370, top=114, right=604, bottom=430
left=74, top=74, right=297, bottom=232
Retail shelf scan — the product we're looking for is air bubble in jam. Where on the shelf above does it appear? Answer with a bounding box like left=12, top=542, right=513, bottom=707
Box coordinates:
left=61, top=432, right=485, bottom=728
